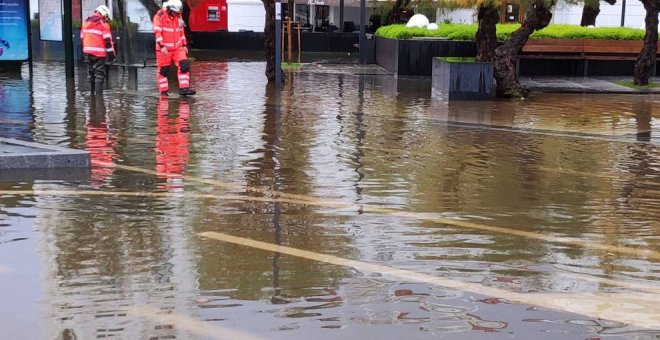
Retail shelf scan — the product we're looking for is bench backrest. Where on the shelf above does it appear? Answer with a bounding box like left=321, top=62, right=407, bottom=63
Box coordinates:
left=522, top=39, right=658, bottom=55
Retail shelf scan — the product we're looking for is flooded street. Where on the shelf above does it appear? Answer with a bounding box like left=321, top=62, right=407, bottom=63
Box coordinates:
left=1, top=61, right=659, bottom=339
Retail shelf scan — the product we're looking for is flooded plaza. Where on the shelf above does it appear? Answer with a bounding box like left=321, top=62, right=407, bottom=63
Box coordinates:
left=0, top=60, right=659, bottom=339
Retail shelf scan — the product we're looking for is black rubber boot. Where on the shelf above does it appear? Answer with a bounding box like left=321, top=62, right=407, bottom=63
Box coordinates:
left=90, top=81, right=96, bottom=95
left=95, top=80, right=104, bottom=95
left=179, top=88, right=196, bottom=96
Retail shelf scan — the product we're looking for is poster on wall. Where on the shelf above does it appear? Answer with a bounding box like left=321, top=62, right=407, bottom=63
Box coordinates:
left=81, top=0, right=107, bottom=19
left=127, top=1, right=153, bottom=32
left=0, top=0, right=29, bottom=61
left=39, top=0, right=62, bottom=41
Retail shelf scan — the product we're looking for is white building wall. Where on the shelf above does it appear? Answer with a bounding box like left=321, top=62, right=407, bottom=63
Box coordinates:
left=550, top=0, right=647, bottom=27
left=594, top=1, right=645, bottom=28
left=437, top=0, right=649, bottom=28
left=329, top=6, right=373, bottom=28
left=227, top=0, right=265, bottom=32
left=437, top=8, right=474, bottom=24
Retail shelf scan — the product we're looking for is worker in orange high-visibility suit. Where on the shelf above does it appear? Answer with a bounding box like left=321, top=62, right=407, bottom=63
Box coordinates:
left=153, top=0, right=196, bottom=96
left=81, top=5, right=115, bottom=95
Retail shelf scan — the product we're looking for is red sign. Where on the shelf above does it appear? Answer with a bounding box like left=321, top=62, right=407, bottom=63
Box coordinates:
left=187, top=0, right=228, bottom=32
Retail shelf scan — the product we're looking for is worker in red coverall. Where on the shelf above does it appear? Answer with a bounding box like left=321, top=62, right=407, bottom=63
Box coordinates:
left=81, top=5, right=115, bottom=95
left=153, top=0, right=196, bottom=96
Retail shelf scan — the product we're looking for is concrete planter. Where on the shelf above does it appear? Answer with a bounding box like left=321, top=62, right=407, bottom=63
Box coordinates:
left=432, top=57, right=494, bottom=100
left=375, top=36, right=476, bottom=76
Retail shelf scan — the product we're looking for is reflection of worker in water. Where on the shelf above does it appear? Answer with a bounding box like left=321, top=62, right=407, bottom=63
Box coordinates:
left=85, top=98, right=117, bottom=183
left=155, top=98, right=190, bottom=189
left=0, top=38, right=10, bottom=57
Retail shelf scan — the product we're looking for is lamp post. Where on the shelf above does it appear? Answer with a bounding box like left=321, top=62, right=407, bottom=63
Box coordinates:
left=620, top=0, right=626, bottom=27
left=339, top=0, right=344, bottom=32
left=63, top=0, right=74, bottom=78
left=275, top=1, right=282, bottom=87
left=359, top=0, right=365, bottom=64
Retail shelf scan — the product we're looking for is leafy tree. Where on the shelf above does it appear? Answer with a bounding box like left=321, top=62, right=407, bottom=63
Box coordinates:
left=475, top=1, right=500, bottom=61
left=443, top=0, right=506, bottom=61
left=387, top=0, right=412, bottom=24
left=633, top=0, right=660, bottom=85
left=415, top=0, right=440, bottom=21
left=493, top=0, right=557, bottom=98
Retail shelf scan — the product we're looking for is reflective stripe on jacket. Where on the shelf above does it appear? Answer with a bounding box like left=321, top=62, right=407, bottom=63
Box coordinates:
left=153, top=9, right=187, bottom=51
left=81, top=12, right=114, bottom=57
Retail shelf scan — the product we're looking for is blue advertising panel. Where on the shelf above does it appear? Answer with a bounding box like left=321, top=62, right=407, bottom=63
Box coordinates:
left=0, top=0, right=29, bottom=61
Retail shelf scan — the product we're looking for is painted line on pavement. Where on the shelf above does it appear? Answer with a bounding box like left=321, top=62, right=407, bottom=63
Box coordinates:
left=4, top=187, right=659, bottom=262
left=129, top=305, right=263, bottom=340
left=198, top=231, right=660, bottom=329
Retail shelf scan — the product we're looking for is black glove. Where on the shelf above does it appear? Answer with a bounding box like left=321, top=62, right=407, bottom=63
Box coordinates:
left=106, top=52, right=116, bottom=64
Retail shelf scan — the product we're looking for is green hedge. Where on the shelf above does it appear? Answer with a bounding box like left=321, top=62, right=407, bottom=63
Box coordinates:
left=375, top=24, right=648, bottom=41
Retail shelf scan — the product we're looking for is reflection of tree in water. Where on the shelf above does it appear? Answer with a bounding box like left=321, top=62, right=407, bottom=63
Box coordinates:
left=195, top=83, right=351, bottom=314
left=593, top=98, right=659, bottom=277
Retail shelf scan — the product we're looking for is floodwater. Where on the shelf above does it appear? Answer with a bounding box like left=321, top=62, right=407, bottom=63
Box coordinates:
left=0, top=61, right=659, bottom=339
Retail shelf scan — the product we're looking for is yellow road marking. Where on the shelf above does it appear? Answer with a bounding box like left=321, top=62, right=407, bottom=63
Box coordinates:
left=3, top=188, right=659, bottom=262
left=555, top=272, right=660, bottom=295
left=198, top=231, right=660, bottom=329
left=129, top=305, right=263, bottom=340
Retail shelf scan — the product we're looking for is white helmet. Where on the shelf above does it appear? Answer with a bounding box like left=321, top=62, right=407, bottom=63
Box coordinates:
left=95, top=5, right=110, bottom=20
left=161, top=1, right=169, bottom=9
left=166, top=0, right=182, bottom=13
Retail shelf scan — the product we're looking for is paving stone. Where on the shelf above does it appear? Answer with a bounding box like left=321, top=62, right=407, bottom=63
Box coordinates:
left=0, top=138, right=90, bottom=170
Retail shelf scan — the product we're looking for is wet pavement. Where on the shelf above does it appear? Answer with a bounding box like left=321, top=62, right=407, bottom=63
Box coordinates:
left=0, top=61, right=659, bottom=339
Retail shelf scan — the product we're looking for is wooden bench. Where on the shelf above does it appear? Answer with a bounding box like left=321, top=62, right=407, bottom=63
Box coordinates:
left=518, top=39, right=657, bottom=76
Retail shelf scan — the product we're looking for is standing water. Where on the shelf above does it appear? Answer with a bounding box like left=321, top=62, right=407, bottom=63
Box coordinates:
left=0, top=61, right=659, bottom=339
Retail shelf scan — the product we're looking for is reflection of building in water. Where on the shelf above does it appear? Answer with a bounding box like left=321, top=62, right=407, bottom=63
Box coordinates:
left=0, top=78, right=33, bottom=140
left=35, top=188, right=200, bottom=337
left=155, top=99, right=191, bottom=190
left=85, top=99, right=117, bottom=184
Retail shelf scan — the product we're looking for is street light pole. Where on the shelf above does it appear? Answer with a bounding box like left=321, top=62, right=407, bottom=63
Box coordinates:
left=620, top=0, right=626, bottom=27
left=339, top=0, right=344, bottom=32
left=63, top=0, right=74, bottom=78
left=359, top=0, right=365, bottom=64
left=275, top=1, right=282, bottom=87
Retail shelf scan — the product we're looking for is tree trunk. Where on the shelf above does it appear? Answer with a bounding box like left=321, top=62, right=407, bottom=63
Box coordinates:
left=286, top=0, right=296, bottom=22
left=580, top=0, right=600, bottom=26
left=262, top=0, right=277, bottom=81
left=493, top=0, right=555, bottom=98
left=476, top=5, right=498, bottom=62
left=386, top=0, right=410, bottom=24
left=634, top=0, right=659, bottom=86
left=581, top=0, right=616, bottom=26
left=137, top=0, right=160, bottom=18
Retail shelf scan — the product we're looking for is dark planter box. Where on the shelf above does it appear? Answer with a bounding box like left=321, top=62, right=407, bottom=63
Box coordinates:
left=432, top=57, right=494, bottom=100
left=375, top=36, right=476, bottom=76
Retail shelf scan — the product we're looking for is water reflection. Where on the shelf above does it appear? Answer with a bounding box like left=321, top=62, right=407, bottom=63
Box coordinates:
left=0, top=61, right=659, bottom=339
left=0, top=72, right=33, bottom=140
left=155, top=98, right=191, bottom=190
left=85, top=98, right=117, bottom=184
